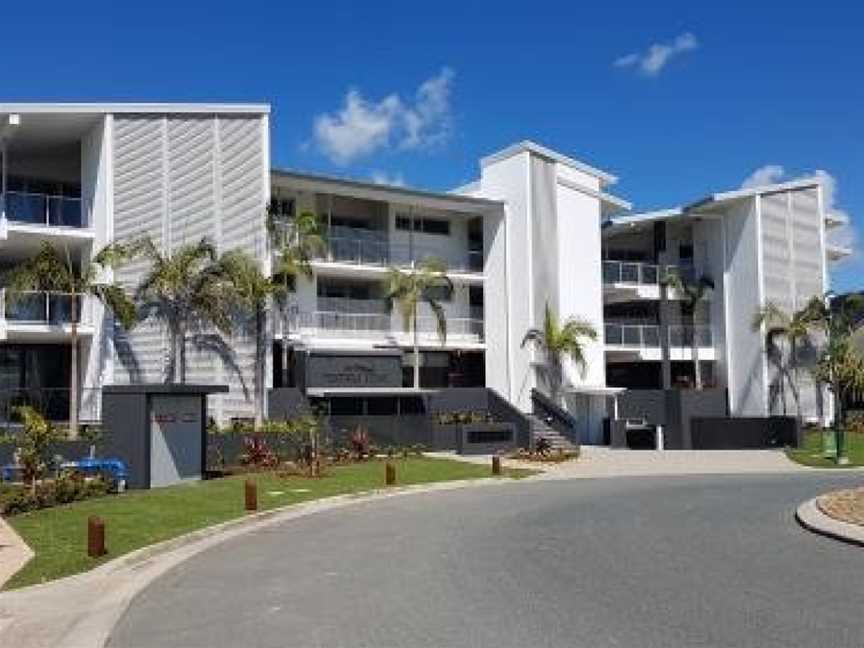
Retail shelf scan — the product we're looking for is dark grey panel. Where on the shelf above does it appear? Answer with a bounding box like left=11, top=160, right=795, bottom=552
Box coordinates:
left=305, top=353, right=403, bottom=389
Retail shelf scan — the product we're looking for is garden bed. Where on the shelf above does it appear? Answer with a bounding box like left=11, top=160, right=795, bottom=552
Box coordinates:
left=818, top=488, right=864, bottom=527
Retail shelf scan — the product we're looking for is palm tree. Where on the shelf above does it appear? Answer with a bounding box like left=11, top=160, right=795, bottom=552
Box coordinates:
left=802, top=293, right=864, bottom=462
left=4, top=242, right=136, bottom=438
left=268, top=209, right=326, bottom=386
left=521, top=302, right=598, bottom=403
left=213, top=249, right=286, bottom=428
left=751, top=301, right=817, bottom=418
left=133, top=237, right=230, bottom=383
left=385, top=258, right=454, bottom=389
left=662, top=271, right=714, bottom=389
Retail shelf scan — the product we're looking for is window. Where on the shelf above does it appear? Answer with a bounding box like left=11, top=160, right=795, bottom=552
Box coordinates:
left=395, top=216, right=412, bottom=231
left=269, top=198, right=295, bottom=218
left=421, top=218, right=450, bottom=235
left=330, top=397, right=363, bottom=416
left=367, top=397, right=397, bottom=416
left=395, top=214, right=451, bottom=236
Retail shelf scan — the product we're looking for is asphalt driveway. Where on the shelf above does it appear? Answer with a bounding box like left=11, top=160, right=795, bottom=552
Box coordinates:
left=109, top=473, right=864, bottom=648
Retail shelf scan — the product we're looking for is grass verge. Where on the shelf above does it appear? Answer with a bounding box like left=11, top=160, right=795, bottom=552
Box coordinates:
left=786, top=430, right=864, bottom=468
left=4, top=456, right=531, bottom=590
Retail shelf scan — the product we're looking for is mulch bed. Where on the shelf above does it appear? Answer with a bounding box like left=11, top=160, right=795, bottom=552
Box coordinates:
left=818, top=487, right=864, bottom=527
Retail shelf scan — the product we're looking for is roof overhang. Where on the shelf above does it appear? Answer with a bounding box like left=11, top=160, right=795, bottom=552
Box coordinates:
left=271, top=168, right=505, bottom=215
left=0, top=102, right=270, bottom=115
left=481, top=140, right=618, bottom=187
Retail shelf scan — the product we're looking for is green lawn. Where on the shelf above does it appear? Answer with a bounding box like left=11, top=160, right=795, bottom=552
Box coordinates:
left=5, top=457, right=530, bottom=590
left=786, top=430, right=864, bottom=468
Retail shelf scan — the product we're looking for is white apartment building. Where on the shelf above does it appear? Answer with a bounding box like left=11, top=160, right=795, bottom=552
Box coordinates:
left=0, top=105, right=851, bottom=436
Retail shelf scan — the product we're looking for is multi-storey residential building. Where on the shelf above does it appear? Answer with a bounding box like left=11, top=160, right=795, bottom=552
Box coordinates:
left=0, top=105, right=851, bottom=439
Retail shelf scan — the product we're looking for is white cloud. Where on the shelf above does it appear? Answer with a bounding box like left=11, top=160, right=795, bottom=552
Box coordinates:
left=370, top=170, right=406, bottom=187
left=615, top=32, right=699, bottom=76
left=740, top=165, right=857, bottom=265
left=312, top=68, right=455, bottom=165
left=740, top=164, right=786, bottom=189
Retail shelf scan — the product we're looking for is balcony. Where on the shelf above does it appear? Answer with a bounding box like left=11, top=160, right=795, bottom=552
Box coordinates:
left=605, top=323, right=714, bottom=362
left=603, top=261, right=660, bottom=286
left=291, top=311, right=484, bottom=346
left=2, top=191, right=84, bottom=228
left=0, top=290, right=93, bottom=341
left=603, top=260, right=698, bottom=303
left=317, top=237, right=483, bottom=274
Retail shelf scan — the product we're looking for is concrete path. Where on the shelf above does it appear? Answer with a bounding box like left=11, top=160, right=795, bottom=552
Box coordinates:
left=0, top=516, right=32, bottom=590
left=435, top=446, right=853, bottom=478
left=110, top=473, right=864, bottom=648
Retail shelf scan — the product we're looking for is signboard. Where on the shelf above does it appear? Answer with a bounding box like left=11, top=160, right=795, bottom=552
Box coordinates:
left=306, top=353, right=403, bottom=388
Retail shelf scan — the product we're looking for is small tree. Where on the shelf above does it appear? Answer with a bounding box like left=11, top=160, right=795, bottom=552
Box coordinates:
left=385, top=258, right=454, bottom=389
left=5, top=242, right=136, bottom=437
left=662, top=271, right=714, bottom=389
left=268, top=210, right=326, bottom=386
left=14, top=406, right=59, bottom=494
left=804, top=293, right=864, bottom=463
left=133, top=237, right=230, bottom=383
left=522, top=302, right=597, bottom=403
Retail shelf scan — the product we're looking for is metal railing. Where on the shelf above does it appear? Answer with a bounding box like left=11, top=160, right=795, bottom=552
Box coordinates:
left=0, top=290, right=88, bottom=325
left=668, top=325, right=712, bottom=347
left=604, top=323, right=661, bottom=347
left=296, top=311, right=484, bottom=341
left=602, top=260, right=697, bottom=286
left=2, top=191, right=85, bottom=228
left=316, top=297, right=389, bottom=315
left=603, top=260, right=659, bottom=285
left=318, top=237, right=484, bottom=273
left=605, top=323, right=712, bottom=348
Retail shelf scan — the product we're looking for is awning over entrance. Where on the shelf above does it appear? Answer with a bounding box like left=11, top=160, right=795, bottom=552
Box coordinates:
left=564, top=385, right=627, bottom=396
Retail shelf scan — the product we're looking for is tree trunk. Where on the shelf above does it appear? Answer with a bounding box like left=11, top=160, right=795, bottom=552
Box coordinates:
left=165, top=319, right=177, bottom=384
left=790, top=339, right=801, bottom=421
left=254, top=305, right=265, bottom=429
left=412, top=304, right=420, bottom=389
left=177, top=322, right=187, bottom=384
left=68, top=294, right=79, bottom=440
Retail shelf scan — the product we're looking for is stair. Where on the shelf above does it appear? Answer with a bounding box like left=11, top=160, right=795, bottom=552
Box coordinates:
left=528, top=413, right=579, bottom=452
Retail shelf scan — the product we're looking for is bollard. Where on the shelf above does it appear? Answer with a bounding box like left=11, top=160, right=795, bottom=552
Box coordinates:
left=245, top=478, right=258, bottom=512
left=492, top=455, right=502, bottom=476
left=87, top=515, right=106, bottom=558
left=385, top=462, right=396, bottom=486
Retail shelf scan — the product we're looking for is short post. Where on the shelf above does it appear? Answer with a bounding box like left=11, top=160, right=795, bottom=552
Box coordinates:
left=492, top=455, right=502, bottom=476
left=245, top=478, right=257, bottom=512
left=385, top=462, right=396, bottom=486
left=656, top=425, right=665, bottom=451
left=87, top=515, right=106, bottom=558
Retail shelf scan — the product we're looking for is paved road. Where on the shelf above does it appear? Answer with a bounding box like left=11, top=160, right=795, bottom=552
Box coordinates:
left=109, top=473, right=864, bottom=648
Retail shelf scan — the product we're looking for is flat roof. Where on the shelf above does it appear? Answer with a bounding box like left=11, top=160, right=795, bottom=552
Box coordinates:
left=0, top=102, right=270, bottom=115
left=687, top=177, right=822, bottom=211
left=271, top=168, right=505, bottom=212
left=603, top=207, right=685, bottom=229
left=480, top=140, right=618, bottom=186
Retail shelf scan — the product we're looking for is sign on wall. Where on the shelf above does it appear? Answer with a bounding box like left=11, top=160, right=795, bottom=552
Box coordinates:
left=306, top=353, right=403, bottom=388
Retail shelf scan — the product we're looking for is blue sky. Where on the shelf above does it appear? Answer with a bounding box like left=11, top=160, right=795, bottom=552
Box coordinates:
left=2, top=1, right=861, bottom=290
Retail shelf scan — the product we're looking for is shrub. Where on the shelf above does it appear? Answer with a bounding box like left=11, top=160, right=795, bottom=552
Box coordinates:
left=534, top=437, right=552, bottom=456
left=14, top=406, right=61, bottom=492
left=0, top=474, right=111, bottom=516
left=348, top=426, right=370, bottom=460
left=239, top=437, right=278, bottom=469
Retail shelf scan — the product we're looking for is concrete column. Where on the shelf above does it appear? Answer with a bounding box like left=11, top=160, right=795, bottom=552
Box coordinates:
left=656, top=424, right=665, bottom=451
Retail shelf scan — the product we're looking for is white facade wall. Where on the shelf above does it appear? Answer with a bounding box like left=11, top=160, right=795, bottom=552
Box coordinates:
left=721, top=198, right=767, bottom=416
left=111, top=112, right=269, bottom=423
